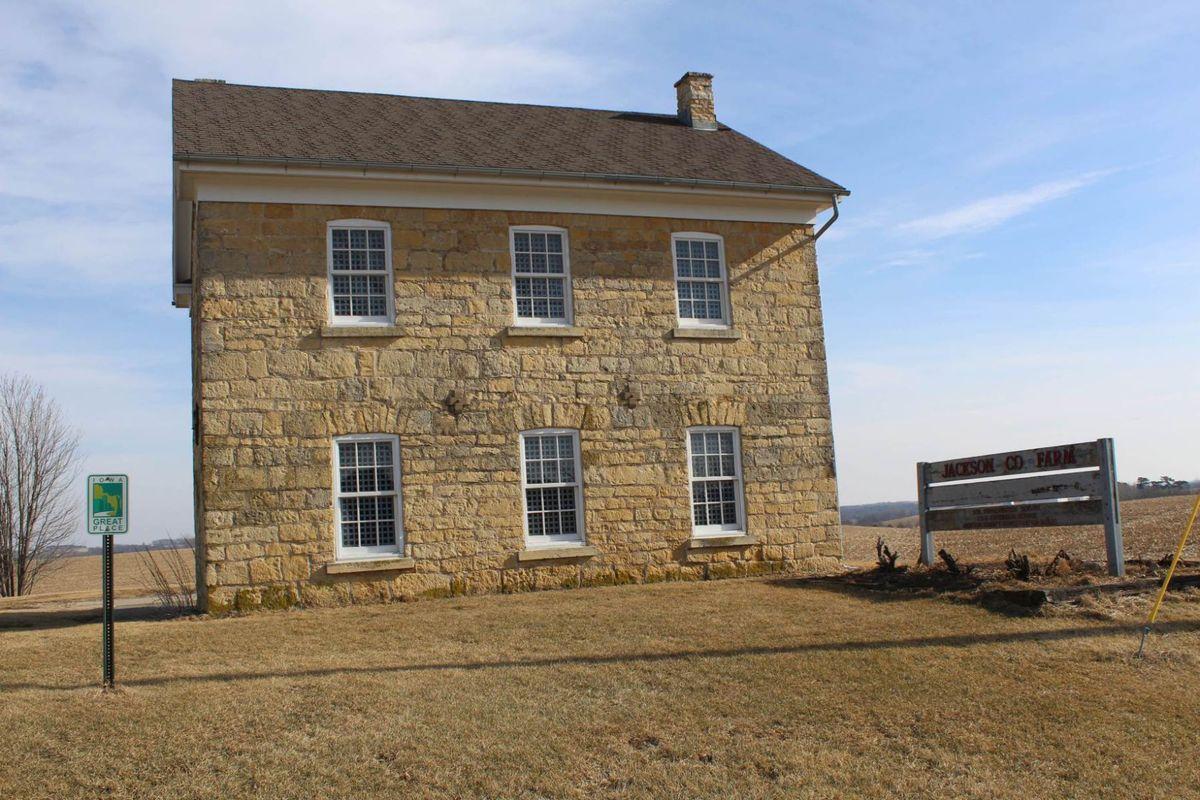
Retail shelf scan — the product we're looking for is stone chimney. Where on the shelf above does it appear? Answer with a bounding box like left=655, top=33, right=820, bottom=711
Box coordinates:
left=674, top=72, right=717, bottom=130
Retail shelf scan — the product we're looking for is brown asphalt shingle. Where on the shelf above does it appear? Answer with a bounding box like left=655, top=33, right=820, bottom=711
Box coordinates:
left=173, top=80, right=846, bottom=195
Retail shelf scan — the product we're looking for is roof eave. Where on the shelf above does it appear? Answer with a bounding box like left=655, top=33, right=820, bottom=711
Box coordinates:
left=172, top=153, right=850, bottom=198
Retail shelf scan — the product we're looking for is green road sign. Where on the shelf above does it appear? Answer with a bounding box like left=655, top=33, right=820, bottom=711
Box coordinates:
left=87, top=474, right=128, bottom=535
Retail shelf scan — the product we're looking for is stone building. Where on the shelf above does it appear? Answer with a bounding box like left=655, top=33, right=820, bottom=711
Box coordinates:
left=171, top=73, right=849, bottom=613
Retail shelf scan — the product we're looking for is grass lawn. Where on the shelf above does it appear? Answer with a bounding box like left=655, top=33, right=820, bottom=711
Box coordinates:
left=2, top=576, right=1199, bottom=799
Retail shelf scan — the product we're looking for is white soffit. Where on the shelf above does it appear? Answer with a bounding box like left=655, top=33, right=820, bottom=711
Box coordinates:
left=177, top=164, right=829, bottom=225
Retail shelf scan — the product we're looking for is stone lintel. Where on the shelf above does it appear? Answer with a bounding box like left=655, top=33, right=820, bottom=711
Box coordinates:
left=326, top=557, right=416, bottom=575
left=516, top=545, right=598, bottom=562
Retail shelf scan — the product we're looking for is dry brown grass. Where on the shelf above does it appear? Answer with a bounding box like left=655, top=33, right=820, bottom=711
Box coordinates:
left=2, top=576, right=1199, bottom=799
left=0, top=549, right=193, bottom=608
left=844, top=494, right=1200, bottom=567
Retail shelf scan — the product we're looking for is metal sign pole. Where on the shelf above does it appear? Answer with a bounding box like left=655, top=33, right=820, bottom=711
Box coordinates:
left=1098, top=437, right=1124, bottom=578
left=86, top=473, right=127, bottom=690
left=102, top=533, right=115, bottom=689
left=102, top=532, right=114, bottom=690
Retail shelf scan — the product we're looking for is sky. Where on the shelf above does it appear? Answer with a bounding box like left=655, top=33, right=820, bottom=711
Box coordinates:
left=1, top=1, right=1197, bottom=542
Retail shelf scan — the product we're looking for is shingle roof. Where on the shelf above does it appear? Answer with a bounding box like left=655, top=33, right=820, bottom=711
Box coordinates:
left=172, top=80, right=847, bottom=196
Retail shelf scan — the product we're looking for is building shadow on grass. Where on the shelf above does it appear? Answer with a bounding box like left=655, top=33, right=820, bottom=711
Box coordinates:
left=0, top=603, right=192, bottom=632
left=5, top=617, right=1199, bottom=693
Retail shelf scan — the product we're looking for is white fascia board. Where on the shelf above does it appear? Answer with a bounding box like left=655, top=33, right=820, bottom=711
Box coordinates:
left=176, top=162, right=832, bottom=225
left=172, top=188, right=194, bottom=308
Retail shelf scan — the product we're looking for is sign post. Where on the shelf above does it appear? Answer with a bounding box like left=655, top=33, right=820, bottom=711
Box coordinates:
left=87, top=474, right=128, bottom=689
left=916, top=439, right=1123, bottom=576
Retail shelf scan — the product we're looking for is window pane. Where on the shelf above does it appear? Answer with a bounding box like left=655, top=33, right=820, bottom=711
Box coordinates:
left=525, top=437, right=542, bottom=460
left=340, top=468, right=357, bottom=493
left=368, top=229, right=385, bottom=249
left=332, top=229, right=348, bottom=248
left=350, top=229, right=367, bottom=248
left=704, top=241, right=719, bottom=259
left=556, top=486, right=573, bottom=508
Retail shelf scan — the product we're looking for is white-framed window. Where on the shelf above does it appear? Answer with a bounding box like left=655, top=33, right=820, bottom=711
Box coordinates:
left=332, top=434, right=404, bottom=560
left=686, top=427, right=746, bottom=536
left=327, top=220, right=394, bottom=325
left=510, top=226, right=572, bottom=326
left=672, top=232, right=731, bottom=327
left=520, top=429, right=585, bottom=546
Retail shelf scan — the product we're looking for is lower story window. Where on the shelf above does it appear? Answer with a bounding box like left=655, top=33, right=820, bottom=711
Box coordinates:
left=334, top=434, right=403, bottom=559
left=521, top=429, right=585, bottom=546
left=687, top=427, right=745, bottom=535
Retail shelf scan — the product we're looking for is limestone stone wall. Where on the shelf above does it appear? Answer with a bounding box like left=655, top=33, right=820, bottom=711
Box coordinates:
left=192, top=202, right=841, bottom=613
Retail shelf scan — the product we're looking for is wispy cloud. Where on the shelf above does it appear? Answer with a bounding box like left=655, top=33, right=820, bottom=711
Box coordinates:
left=896, top=171, right=1111, bottom=240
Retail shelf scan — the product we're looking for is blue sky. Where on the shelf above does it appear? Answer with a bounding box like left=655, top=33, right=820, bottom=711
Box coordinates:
left=1, top=1, right=1197, bottom=542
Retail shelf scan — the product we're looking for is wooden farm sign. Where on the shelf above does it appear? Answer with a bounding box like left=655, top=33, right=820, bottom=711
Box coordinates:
left=916, top=438, right=1124, bottom=576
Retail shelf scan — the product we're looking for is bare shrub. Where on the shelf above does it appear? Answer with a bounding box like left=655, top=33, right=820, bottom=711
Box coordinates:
left=875, top=537, right=900, bottom=571
left=137, top=537, right=196, bottom=613
left=1046, top=549, right=1074, bottom=577
left=0, top=374, right=80, bottom=596
left=937, top=548, right=973, bottom=576
left=1005, top=548, right=1033, bottom=581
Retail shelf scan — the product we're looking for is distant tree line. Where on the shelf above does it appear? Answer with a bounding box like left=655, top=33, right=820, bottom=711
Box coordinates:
left=1118, top=476, right=1197, bottom=500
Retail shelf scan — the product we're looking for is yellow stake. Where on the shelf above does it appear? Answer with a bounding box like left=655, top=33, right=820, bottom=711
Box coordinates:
left=1138, top=492, right=1200, bottom=657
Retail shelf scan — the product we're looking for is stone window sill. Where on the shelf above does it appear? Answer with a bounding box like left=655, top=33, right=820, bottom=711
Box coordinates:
left=504, top=325, right=585, bottom=339
left=671, top=327, right=742, bottom=341
left=326, top=557, right=416, bottom=575
left=687, top=534, right=757, bottom=549
left=321, top=325, right=406, bottom=338
left=516, top=545, right=598, bottom=562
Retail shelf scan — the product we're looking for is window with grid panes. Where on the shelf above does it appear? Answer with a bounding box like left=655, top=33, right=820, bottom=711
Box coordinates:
left=687, top=427, right=745, bottom=535
left=511, top=228, right=571, bottom=325
left=333, top=435, right=403, bottom=559
left=520, top=430, right=584, bottom=545
left=328, top=222, right=392, bottom=324
left=673, top=234, right=730, bottom=326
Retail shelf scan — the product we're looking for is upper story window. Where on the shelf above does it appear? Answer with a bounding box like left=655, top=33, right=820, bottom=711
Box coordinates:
left=327, top=220, right=393, bottom=325
left=333, top=434, right=403, bottom=560
left=672, top=233, right=730, bottom=328
left=510, top=226, right=572, bottom=326
left=520, top=429, right=585, bottom=546
left=686, top=427, right=745, bottom=536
